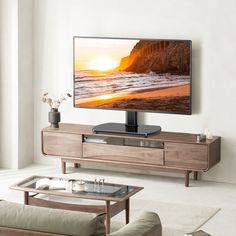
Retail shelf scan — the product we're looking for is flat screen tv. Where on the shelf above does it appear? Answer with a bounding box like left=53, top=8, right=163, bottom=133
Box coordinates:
left=73, top=36, right=192, bottom=136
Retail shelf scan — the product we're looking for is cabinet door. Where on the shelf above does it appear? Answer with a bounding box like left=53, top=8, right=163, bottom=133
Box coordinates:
left=42, top=132, right=82, bottom=157
left=165, top=143, right=208, bottom=170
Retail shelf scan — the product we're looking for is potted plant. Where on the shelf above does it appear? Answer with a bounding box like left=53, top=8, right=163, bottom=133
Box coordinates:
left=42, top=92, right=72, bottom=128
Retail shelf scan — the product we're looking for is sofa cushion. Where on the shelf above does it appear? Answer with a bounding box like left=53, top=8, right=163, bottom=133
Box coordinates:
left=0, top=201, right=105, bottom=236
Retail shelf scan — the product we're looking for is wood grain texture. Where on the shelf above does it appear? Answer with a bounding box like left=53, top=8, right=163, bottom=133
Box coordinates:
left=24, top=191, right=29, bottom=205
left=62, top=157, right=192, bottom=172
left=109, top=201, right=126, bottom=218
left=105, top=201, right=111, bottom=234
left=42, top=123, right=219, bottom=144
left=185, top=171, right=190, bottom=187
left=165, top=142, right=208, bottom=170
left=208, top=137, right=221, bottom=170
left=83, top=143, right=164, bottom=166
left=125, top=198, right=130, bottom=224
left=41, top=123, right=221, bottom=186
left=28, top=197, right=105, bottom=213
left=42, top=131, right=82, bottom=157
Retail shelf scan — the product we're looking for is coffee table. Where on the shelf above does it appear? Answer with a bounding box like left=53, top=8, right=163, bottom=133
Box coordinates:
left=11, top=176, right=143, bottom=233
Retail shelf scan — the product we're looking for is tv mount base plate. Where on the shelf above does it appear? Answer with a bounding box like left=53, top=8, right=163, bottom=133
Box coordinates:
left=93, top=122, right=161, bottom=137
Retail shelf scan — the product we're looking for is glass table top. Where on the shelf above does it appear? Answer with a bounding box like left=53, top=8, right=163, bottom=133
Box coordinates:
left=12, top=176, right=143, bottom=201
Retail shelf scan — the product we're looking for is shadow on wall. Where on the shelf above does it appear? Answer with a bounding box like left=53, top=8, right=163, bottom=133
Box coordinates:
left=191, top=41, right=202, bottom=115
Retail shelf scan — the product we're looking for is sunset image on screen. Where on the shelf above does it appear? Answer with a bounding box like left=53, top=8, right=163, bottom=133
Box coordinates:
left=89, top=57, right=118, bottom=71
left=74, top=38, right=191, bottom=114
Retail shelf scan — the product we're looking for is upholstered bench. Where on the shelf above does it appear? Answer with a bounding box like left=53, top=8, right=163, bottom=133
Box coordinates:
left=0, top=200, right=162, bottom=236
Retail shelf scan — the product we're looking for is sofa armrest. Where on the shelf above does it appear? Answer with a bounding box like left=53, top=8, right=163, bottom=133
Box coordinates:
left=108, top=211, right=162, bottom=236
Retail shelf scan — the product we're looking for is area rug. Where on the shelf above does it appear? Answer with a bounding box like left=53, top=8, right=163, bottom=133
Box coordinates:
left=0, top=166, right=220, bottom=236
left=111, top=199, right=220, bottom=236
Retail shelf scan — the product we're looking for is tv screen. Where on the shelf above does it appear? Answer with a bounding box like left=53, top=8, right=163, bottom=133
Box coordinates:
left=74, top=37, right=192, bottom=114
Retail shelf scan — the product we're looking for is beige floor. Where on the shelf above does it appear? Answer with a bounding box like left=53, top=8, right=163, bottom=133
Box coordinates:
left=0, top=164, right=236, bottom=235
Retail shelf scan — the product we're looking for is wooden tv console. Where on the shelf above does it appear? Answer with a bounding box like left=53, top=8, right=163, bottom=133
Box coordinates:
left=41, top=123, right=221, bottom=187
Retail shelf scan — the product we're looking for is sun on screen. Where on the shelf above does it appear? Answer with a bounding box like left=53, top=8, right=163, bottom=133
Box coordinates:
left=89, top=57, right=119, bottom=71
left=99, top=94, right=113, bottom=100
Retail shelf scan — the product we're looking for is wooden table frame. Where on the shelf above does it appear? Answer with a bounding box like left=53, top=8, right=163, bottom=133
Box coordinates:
left=11, top=176, right=143, bottom=234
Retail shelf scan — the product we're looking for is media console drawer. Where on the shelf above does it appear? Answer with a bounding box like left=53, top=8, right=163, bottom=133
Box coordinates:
left=42, top=132, right=82, bottom=157
left=83, top=142, right=164, bottom=165
left=165, top=142, right=208, bottom=170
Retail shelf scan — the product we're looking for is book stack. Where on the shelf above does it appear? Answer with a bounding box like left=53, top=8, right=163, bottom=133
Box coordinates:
left=185, top=230, right=211, bottom=236
left=84, top=136, right=108, bottom=144
left=36, top=178, right=66, bottom=190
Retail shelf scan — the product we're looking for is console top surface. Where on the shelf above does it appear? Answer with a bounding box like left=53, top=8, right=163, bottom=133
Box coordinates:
left=42, top=123, right=219, bottom=145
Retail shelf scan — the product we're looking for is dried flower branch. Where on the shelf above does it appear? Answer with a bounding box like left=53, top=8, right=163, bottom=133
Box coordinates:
left=42, top=92, right=72, bottom=109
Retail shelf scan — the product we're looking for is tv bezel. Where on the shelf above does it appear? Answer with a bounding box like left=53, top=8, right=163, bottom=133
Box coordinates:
left=73, top=36, right=192, bottom=115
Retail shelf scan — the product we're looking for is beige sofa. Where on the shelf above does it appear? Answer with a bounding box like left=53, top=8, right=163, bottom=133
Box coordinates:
left=0, top=200, right=162, bottom=236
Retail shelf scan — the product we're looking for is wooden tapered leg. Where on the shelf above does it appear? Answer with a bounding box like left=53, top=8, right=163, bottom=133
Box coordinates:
left=125, top=198, right=130, bottom=224
left=24, top=191, right=29, bottom=205
left=185, top=171, right=190, bottom=187
left=74, top=163, right=79, bottom=168
left=105, top=201, right=111, bottom=234
left=61, top=160, right=66, bottom=174
left=194, top=171, right=198, bottom=181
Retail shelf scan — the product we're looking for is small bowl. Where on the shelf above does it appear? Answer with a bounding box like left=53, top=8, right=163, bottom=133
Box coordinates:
left=73, top=180, right=86, bottom=191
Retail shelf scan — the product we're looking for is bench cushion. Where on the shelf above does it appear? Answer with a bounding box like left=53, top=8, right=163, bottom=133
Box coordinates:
left=0, top=201, right=105, bottom=236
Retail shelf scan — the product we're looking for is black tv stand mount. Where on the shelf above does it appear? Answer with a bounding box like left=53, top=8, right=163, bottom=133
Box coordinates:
left=93, top=111, right=161, bottom=137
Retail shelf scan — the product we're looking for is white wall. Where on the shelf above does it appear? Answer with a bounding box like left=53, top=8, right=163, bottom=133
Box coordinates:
left=18, top=0, right=34, bottom=167
left=0, top=0, right=34, bottom=168
left=0, top=0, right=19, bottom=168
left=31, top=0, right=235, bottom=183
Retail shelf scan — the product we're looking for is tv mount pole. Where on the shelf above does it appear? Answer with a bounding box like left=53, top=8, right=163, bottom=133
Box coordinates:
left=125, top=111, right=138, bottom=132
